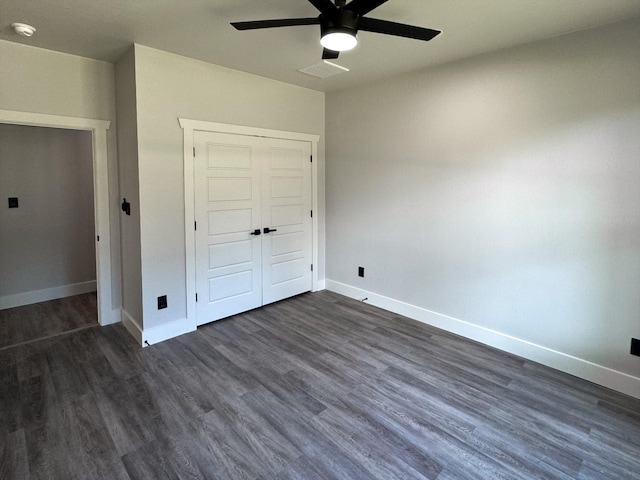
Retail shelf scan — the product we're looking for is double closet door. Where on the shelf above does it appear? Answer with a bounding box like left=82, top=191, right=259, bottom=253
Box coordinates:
left=194, top=131, right=312, bottom=326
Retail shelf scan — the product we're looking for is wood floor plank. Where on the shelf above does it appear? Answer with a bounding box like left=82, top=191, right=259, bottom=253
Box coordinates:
left=46, top=342, right=91, bottom=405
left=242, top=385, right=373, bottom=480
left=344, top=385, right=521, bottom=480
left=151, top=428, right=222, bottom=480
left=465, top=425, right=577, bottom=480
left=19, top=373, right=58, bottom=433
left=354, top=378, right=478, bottom=442
left=60, top=393, right=129, bottom=479
left=82, top=356, right=155, bottom=455
left=479, top=406, right=584, bottom=477
left=173, top=330, right=234, bottom=371
left=98, top=325, right=145, bottom=380
left=193, top=407, right=271, bottom=480
left=0, top=429, right=29, bottom=480
left=0, top=360, right=22, bottom=435
left=133, top=371, right=197, bottom=440
left=208, top=391, right=303, bottom=476
left=311, top=404, right=439, bottom=480
left=122, top=373, right=171, bottom=442
left=121, top=439, right=180, bottom=480
left=585, top=428, right=640, bottom=471
left=15, top=343, right=49, bottom=384
left=24, top=401, right=73, bottom=479
left=258, top=370, right=328, bottom=419
left=245, top=318, right=330, bottom=361
left=273, top=455, right=332, bottom=480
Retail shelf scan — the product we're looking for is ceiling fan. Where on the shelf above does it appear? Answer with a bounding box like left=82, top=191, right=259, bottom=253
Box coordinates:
left=231, top=0, right=441, bottom=60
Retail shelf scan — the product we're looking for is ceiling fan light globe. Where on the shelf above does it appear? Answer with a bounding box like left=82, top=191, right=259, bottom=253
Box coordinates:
left=321, top=32, right=357, bottom=52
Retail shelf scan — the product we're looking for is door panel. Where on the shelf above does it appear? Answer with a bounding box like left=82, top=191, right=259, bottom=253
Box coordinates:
left=207, top=177, right=252, bottom=202
left=194, top=132, right=262, bottom=325
left=262, top=139, right=312, bottom=305
left=207, top=208, right=253, bottom=235
left=208, top=270, right=254, bottom=301
left=271, top=232, right=305, bottom=256
left=208, top=240, right=252, bottom=269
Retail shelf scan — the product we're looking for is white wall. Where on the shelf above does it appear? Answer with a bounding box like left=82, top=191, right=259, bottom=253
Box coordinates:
left=0, top=40, right=121, bottom=311
left=0, top=124, right=95, bottom=305
left=132, top=45, right=325, bottom=331
left=326, top=18, right=640, bottom=397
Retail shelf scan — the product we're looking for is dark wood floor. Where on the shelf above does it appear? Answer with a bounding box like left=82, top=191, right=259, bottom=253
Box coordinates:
left=0, top=293, right=97, bottom=351
left=1, top=291, right=639, bottom=479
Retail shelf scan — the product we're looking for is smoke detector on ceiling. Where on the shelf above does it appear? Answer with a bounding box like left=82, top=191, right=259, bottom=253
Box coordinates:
left=12, top=23, right=36, bottom=37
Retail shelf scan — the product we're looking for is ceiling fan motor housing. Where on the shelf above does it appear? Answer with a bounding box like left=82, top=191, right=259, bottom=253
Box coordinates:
left=320, top=8, right=358, bottom=38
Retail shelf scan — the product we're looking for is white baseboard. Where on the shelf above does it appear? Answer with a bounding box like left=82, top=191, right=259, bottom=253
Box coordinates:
left=99, top=308, right=121, bottom=326
left=326, top=279, right=640, bottom=400
left=121, top=309, right=196, bottom=347
left=0, top=280, right=97, bottom=310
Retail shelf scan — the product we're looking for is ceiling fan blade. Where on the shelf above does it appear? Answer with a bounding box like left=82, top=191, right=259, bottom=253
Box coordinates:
left=231, top=17, right=320, bottom=31
left=358, top=17, right=441, bottom=41
left=345, top=0, right=389, bottom=16
left=307, top=0, right=339, bottom=16
left=322, top=48, right=340, bottom=59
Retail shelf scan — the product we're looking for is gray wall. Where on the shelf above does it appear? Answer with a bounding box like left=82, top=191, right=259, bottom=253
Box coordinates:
left=115, top=47, right=143, bottom=324
left=132, top=45, right=325, bottom=329
left=0, top=124, right=95, bottom=298
left=326, top=18, right=640, bottom=381
left=0, top=40, right=121, bottom=310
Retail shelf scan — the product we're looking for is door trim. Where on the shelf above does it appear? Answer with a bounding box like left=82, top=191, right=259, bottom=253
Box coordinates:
left=0, top=109, right=116, bottom=326
left=179, top=118, right=320, bottom=330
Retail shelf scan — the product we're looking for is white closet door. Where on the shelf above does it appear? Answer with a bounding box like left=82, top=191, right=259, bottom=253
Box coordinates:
left=194, top=132, right=313, bottom=325
left=194, top=131, right=262, bottom=325
left=261, top=138, right=313, bottom=305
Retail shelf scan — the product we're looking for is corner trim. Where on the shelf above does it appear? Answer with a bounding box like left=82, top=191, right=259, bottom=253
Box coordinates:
left=326, top=279, right=640, bottom=400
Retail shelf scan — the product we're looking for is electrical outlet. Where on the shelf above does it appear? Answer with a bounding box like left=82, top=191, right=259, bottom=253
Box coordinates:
left=358, top=266, right=364, bottom=277
left=8, top=197, right=18, bottom=208
left=157, top=295, right=167, bottom=310
left=631, top=338, right=640, bottom=357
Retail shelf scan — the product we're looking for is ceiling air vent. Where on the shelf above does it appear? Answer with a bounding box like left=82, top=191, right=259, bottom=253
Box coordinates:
left=298, top=60, right=349, bottom=79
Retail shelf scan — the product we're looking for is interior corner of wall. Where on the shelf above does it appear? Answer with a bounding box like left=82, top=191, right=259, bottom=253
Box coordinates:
left=121, top=308, right=143, bottom=345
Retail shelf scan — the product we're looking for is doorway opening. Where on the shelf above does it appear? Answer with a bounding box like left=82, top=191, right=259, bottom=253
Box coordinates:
left=0, top=109, right=115, bottom=333
left=0, top=124, right=98, bottom=349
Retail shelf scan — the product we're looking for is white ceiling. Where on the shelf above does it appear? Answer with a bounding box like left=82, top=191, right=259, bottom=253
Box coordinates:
left=2, top=0, right=640, bottom=92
